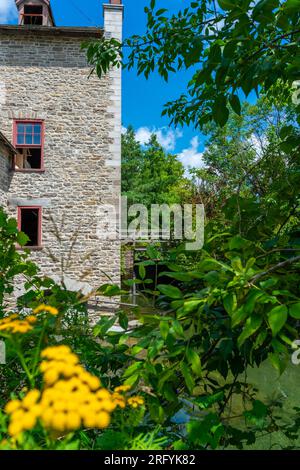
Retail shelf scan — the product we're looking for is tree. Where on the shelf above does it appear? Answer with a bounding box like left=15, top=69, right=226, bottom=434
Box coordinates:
left=122, top=127, right=185, bottom=207
left=187, top=89, right=299, bottom=224
left=83, top=1, right=300, bottom=449
left=84, top=0, right=300, bottom=135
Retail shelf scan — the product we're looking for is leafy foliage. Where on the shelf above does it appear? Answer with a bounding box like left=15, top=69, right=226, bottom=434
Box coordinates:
left=84, top=0, right=300, bottom=132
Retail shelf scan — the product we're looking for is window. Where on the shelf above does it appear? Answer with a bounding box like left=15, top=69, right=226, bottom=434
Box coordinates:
left=13, top=120, right=44, bottom=171
left=23, top=5, right=43, bottom=25
left=18, top=207, right=42, bottom=247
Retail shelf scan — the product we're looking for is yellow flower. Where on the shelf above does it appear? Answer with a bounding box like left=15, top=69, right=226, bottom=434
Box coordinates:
left=41, top=408, right=54, bottom=427
left=23, top=389, right=40, bottom=408
left=96, top=389, right=111, bottom=400
left=128, top=396, right=145, bottom=408
left=44, top=368, right=59, bottom=386
left=4, top=345, right=143, bottom=438
left=51, top=412, right=66, bottom=432
left=8, top=421, right=23, bottom=437
left=114, top=385, right=131, bottom=393
left=86, top=376, right=101, bottom=391
left=83, top=412, right=97, bottom=428
left=0, top=317, right=33, bottom=334
left=96, top=411, right=110, bottom=429
left=65, top=411, right=81, bottom=430
left=21, top=412, right=37, bottom=430
left=33, top=304, right=59, bottom=316
left=112, top=393, right=126, bottom=409
left=10, top=409, right=26, bottom=422
left=100, top=399, right=116, bottom=412
left=4, top=400, right=21, bottom=414
left=26, top=315, right=37, bottom=324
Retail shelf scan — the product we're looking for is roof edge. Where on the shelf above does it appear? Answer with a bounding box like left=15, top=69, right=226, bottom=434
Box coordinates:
left=0, top=132, right=17, bottom=156
left=0, top=25, right=104, bottom=38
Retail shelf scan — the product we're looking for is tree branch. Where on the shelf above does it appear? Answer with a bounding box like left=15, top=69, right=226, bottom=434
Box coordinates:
left=250, top=255, right=300, bottom=284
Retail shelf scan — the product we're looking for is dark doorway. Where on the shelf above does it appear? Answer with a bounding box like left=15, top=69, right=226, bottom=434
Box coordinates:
left=19, top=208, right=40, bottom=246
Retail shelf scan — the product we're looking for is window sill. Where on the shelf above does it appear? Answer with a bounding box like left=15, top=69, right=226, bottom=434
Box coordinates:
left=11, top=169, right=45, bottom=173
left=16, top=245, right=43, bottom=251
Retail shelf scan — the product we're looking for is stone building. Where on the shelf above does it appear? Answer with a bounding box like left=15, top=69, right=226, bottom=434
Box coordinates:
left=0, top=0, right=123, bottom=296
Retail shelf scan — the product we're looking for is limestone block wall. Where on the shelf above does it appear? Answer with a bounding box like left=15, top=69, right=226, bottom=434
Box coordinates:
left=0, top=144, right=10, bottom=207
left=0, top=26, right=121, bottom=293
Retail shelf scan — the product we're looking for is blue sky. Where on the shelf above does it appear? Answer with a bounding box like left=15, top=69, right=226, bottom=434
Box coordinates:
left=2, top=0, right=207, bottom=168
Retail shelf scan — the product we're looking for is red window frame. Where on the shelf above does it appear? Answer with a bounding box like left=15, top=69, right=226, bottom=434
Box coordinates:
left=13, top=119, right=45, bottom=172
left=22, top=4, right=44, bottom=25
left=17, top=206, right=42, bottom=248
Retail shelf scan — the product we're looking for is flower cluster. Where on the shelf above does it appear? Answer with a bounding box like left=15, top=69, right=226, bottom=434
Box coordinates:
left=5, top=345, right=143, bottom=437
left=127, top=396, right=145, bottom=408
left=0, top=304, right=58, bottom=336
left=0, top=314, right=36, bottom=334
left=33, top=304, right=59, bottom=316
left=112, top=385, right=144, bottom=409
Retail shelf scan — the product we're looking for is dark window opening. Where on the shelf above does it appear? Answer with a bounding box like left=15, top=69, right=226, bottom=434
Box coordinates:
left=15, top=148, right=42, bottom=170
left=20, top=208, right=40, bottom=247
left=23, top=5, right=43, bottom=25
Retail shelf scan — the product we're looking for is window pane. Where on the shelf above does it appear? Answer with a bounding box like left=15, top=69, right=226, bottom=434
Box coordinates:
left=17, top=124, right=25, bottom=134
left=33, top=134, right=41, bottom=145
left=25, top=134, right=33, bottom=145
left=33, top=125, right=41, bottom=134
left=25, top=125, right=33, bottom=134
left=17, top=134, right=25, bottom=145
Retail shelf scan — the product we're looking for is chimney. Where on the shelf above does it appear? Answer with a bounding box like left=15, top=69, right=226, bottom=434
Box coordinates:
left=103, top=0, right=123, bottom=41
left=15, top=0, right=55, bottom=27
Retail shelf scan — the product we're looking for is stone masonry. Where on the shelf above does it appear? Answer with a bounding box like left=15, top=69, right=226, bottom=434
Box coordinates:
left=0, top=1, right=123, bottom=298
left=0, top=135, right=15, bottom=207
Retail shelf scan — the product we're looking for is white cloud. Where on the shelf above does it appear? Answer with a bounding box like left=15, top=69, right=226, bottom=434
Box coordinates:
left=0, top=0, right=18, bottom=23
left=177, top=136, right=206, bottom=169
left=135, top=126, right=183, bottom=151
left=248, top=133, right=268, bottom=159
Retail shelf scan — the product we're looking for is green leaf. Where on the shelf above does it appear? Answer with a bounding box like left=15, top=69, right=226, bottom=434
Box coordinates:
left=231, top=306, right=248, bottom=327
left=289, top=302, right=300, bottom=319
left=160, top=272, right=193, bottom=282
left=267, top=305, right=288, bottom=336
left=123, top=361, right=143, bottom=378
left=172, top=320, right=185, bottom=338
left=157, top=284, right=183, bottom=299
left=223, top=292, right=237, bottom=316
left=93, top=316, right=116, bottom=336
left=268, top=352, right=287, bottom=375
left=237, top=314, right=263, bottom=348
left=186, top=348, right=202, bottom=376
left=159, top=320, right=169, bottom=340
left=284, top=0, right=300, bottom=12
left=181, top=300, right=202, bottom=314
left=218, top=0, right=236, bottom=10
left=244, top=400, right=268, bottom=429
left=229, top=235, right=248, bottom=250
left=180, top=361, right=195, bottom=393
left=194, top=391, right=224, bottom=410
left=138, top=263, right=146, bottom=280
left=16, top=231, right=29, bottom=246
left=156, top=8, right=167, bottom=16
left=212, top=96, right=229, bottom=127
left=231, top=257, right=244, bottom=273
left=244, top=289, right=264, bottom=314
left=229, top=94, right=241, bottom=116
